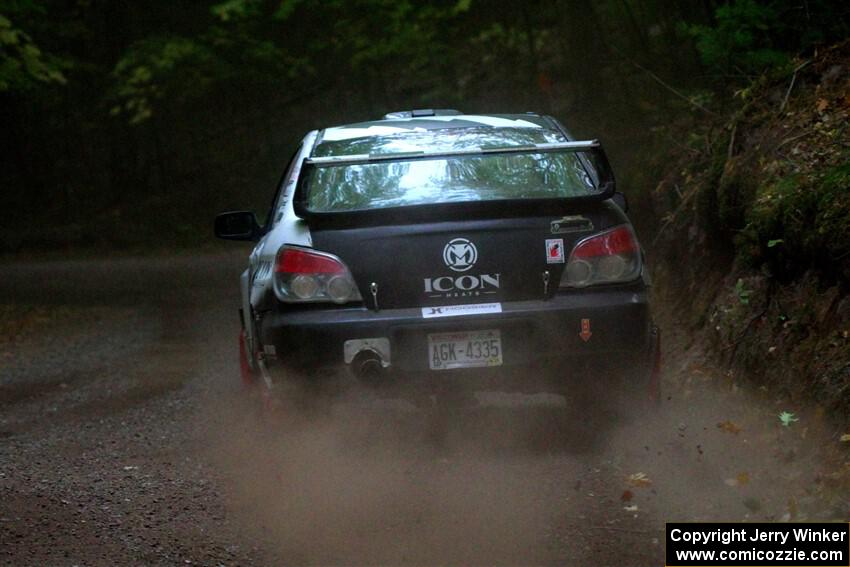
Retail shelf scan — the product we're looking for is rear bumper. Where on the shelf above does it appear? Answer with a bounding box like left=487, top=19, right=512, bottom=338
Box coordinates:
left=259, top=284, right=653, bottom=381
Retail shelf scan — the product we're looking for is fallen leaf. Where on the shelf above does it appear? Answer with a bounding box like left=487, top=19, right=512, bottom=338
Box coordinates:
left=839, top=433, right=850, bottom=442
left=627, top=472, right=652, bottom=487
left=779, top=411, right=799, bottom=427
left=816, top=98, right=829, bottom=112
left=621, top=490, right=634, bottom=502
left=717, top=420, right=742, bottom=434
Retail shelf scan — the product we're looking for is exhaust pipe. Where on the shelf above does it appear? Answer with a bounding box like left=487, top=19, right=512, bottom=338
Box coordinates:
left=351, top=349, right=388, bottom=387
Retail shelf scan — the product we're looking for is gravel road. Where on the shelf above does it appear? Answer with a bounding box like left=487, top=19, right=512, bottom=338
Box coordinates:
left=1, top=251, right=847, bottom=566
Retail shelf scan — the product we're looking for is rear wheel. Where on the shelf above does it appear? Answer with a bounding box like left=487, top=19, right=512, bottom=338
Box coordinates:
left=256, top=363, right=341, bottom=421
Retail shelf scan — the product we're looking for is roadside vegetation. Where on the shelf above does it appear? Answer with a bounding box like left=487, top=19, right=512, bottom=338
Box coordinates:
left=651, top=39, right=850, bottom=423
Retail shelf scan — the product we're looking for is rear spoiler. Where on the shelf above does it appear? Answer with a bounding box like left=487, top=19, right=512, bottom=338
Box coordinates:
left=294, top=140, right=616, bottom=225
left=304, top=140, right=604, bottom=167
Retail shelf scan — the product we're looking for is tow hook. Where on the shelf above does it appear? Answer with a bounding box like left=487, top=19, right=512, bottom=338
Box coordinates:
left=370, top=282, right=379, bottom=311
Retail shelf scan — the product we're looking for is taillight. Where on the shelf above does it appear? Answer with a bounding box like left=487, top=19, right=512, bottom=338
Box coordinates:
left=273, top=246, right=363, bottom=304
left=560, top=225, right=642, bottom=288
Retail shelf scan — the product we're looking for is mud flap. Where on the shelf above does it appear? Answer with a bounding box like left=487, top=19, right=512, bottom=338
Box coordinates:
left=239, top=329, right=256, bottom=388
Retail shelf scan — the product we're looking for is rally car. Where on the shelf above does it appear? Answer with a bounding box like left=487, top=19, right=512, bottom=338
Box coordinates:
left=215, top=109, right=660, bottom=404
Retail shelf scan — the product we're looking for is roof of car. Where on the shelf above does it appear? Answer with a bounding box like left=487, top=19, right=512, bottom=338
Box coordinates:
left=313, top=111, right=566, bottom=156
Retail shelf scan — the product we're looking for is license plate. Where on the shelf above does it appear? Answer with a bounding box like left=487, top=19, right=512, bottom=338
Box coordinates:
left=428, top=329, right=502, bottom=370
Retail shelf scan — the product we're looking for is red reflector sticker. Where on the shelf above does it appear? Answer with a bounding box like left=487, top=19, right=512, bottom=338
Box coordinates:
left=546, top=238, right=565, bottom=264
left=580, top=318, right=592, bottom=342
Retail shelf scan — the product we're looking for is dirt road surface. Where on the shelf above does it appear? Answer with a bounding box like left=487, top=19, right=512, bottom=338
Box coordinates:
left=1, top=252, right=847, bottom=566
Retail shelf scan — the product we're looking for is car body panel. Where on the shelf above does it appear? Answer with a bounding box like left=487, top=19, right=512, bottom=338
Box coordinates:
left=309, top=202, right=629, bottom=310
left=246, top=131, right=317, bottom=312
left=224, top=112, right=656, bottom=394
left=259, top=282, right=650, bottom=372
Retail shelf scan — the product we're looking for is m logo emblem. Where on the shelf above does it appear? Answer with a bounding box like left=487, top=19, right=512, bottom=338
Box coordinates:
left=442, top=238, right=478, bottom=272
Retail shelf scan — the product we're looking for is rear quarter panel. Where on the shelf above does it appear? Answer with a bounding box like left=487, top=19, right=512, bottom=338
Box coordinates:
left=247, top=131, right=318, bottom=310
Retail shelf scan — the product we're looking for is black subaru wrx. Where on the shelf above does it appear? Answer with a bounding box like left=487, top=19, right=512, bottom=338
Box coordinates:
left=215, top=109, right=660, bottom=405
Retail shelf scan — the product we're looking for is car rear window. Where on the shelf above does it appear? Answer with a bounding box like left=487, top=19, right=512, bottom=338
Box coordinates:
left=304, top=128, right=600, bottom=213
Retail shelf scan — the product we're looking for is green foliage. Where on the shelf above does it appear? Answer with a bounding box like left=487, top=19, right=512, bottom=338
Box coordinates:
left=745, top=155, right=850, bottom=282
left=3, top=0, right=849, bottom=253
left=734, top=278, right=752, bottom=305
left=110, top=26, right=305, bottom=124
left=778, top=411, right=798, bottom=427
left=273, top=0, right=304, bottom=20
left=319, top=0, right=459, bottom=72
left=211, top=0, right=261, bottom=22
left=111, top=36, right=217, bottom=124
left=0, top=12, right=65, bottom=91
left=682, top=0, right=788, bottom=75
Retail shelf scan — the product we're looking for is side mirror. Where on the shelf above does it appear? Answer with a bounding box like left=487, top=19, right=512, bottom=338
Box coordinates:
left=214, top=211, right=261, bottom=241
left=612, top=192, right=629, bottom=213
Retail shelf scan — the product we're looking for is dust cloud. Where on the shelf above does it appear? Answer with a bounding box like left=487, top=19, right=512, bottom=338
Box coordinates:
left=200, top=373, right=643, bottom=566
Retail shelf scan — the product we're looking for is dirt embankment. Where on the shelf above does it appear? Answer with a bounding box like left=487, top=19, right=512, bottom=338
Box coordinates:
left=649, top=40, right=850, bottom=423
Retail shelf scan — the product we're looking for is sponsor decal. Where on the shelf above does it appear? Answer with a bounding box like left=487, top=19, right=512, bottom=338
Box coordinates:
left=421, top=303, right=502, bottom=319
left=546, top=238, right=565, bottom=264
left=251, top=262, right=273, bottom=286
left=424, top=273, right=500, bottom=298
left=426, top=238, right=498, bottom=298
left=579, top=318, right=593, bottom=342
left=551, top=215, right=594, bottom=234
left=443, top=238, right=478, bottom=272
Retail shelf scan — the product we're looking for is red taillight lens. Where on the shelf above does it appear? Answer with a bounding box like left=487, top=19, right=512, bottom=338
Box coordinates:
left=571, top=225, right=639, bottom=259
left=273, top=246, right=362, bottom=304
left=560, top=225, right=642, bottom=288
left=276, top=247, right=346, bottom=274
